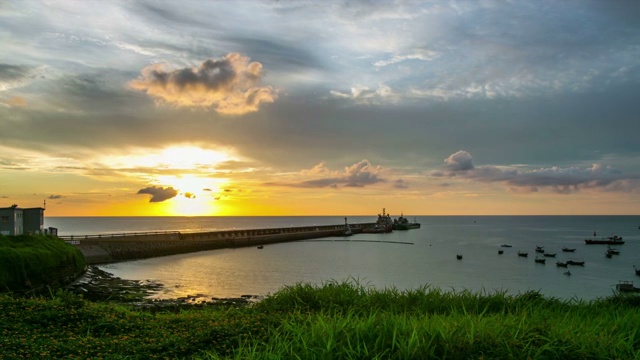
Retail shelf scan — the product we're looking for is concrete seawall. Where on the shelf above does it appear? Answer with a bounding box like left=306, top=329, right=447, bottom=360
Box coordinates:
left=65, top=223, right=374, bottom=265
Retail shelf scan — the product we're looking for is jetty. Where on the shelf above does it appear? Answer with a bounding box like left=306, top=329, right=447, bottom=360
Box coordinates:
left=60, top=222, right=378, bottom=264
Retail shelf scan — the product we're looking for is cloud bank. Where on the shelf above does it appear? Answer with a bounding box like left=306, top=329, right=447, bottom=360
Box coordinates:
left=434, top=150, right=639, bottom=194
left=272, top=160, right=385, bottom=188
left=129, top=53, right=277, bottom=115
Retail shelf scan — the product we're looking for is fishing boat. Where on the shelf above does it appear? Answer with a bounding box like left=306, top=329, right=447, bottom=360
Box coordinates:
left=535, top=246, right=544, bottom=253
left=500, top=244, right=512, bottom=248
left=543, top=252, right=556, bottom=258
left=584, top=235, right=624, bottom=245
left=606, top=246, right=620, bottom=255
left=615, top=281, right=640, bottom=293
left=567, top=260, right=585, bottom=266
left=392, top=213, right=421, bottom=230
left=518, top=252, right=528, bottom=257
left=556, top=261, right=568, bottom=267
left=534, top=258, right=546, bottom=264
left=561, top=247, right=576, bottom=252
left=456, top=254, right=463, bottom=260
left=498, top=250, right=504, bottom=255
left=634, top=265, right=640, bottom=276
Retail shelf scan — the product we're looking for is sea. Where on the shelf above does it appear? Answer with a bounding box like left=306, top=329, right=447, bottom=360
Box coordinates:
left=45, top=216, right=640, bottom=302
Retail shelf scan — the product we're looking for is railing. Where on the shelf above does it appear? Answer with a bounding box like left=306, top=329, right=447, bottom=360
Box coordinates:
left=58, top=230, right=182, bottom=241
left=57, top=223, right=378, bottom=243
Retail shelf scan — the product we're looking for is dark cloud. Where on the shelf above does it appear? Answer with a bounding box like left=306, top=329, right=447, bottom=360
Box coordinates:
left=0, top=64, right=38, bottom=90
left=129, top=53, right=277, bottom=114
left=47, top=195, right=64, bottom=199
left=394, top=179, right=409, bottom=189
left=136, top=186, right=178, bottom=202
left=434, top=151, right=640, bottom=194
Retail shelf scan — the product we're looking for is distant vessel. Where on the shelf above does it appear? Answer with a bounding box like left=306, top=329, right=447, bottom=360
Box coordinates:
left=615, top=281, right=640, bottom=293
left=584, top=235, right=624, bottom=245
left=368, top=208, right=393, bottom=233
left=392, top=213, right=421, bottom=230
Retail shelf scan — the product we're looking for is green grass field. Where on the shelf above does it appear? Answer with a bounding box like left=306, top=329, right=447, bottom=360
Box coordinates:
left=1, top=281, right=639, bottom=359
left=0, top=234, right=86, bottom=292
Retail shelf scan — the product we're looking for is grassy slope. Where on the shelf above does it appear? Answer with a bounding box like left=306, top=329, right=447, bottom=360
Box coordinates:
left=1, top=282, right=639, bottom=359
left=0, top=234, right=86, bottom=291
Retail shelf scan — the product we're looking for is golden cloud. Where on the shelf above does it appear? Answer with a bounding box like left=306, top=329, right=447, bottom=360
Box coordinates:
left=129, top=53, right=277, bottom=115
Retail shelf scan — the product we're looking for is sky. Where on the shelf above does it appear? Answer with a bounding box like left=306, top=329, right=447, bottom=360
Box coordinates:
left=1, top=0, right=640, bottom=217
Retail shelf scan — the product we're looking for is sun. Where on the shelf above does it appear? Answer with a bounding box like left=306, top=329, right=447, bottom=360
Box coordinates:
left=99, top=145, right=237, bottom=216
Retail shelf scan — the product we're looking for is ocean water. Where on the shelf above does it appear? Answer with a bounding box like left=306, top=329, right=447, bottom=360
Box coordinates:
left=46, top=216, right=640, bottom=301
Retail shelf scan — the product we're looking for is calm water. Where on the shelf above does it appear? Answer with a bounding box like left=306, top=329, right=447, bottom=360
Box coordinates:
left=46, top=216, right=640, bottom=301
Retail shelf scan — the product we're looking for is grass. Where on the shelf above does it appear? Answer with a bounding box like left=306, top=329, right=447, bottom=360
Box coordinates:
left=0, top=234, right=86, bottom=291
left=1, top=280, right=639, bottom=359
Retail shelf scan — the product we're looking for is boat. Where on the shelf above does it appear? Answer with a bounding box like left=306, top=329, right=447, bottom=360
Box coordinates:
left=584, top=235, right=624, bottom=245
left=518, top=252, right=528, bottom=257
left=634, top=265, right=640, bottom=276
left=361, top=225, right=391, bottom=234
left=500, top=244, right=512, bottom=248
left=456, top=254, right=463, bottom=260
left=605, top=251, right=612, bottom=258
left=372, top=208, right=394, bottom=233
left=615, top=281, right=640, bottom=293
left=556, top=261, right=568, bottom=267
left=257, top=245, right=264, bottom=249
left=567, top=260, right=585, bottom=266
left=543, top=253, right=556, bottom=258
left=564, top=270, right=572, bottom=276
left=606, top=246, right=620, bottom=255
left=535, top=246, right=544, bottom=253
left=498, top=250, right=504, bottom=255
left=561, top=247, right=576, bottom=252
left=392, top=213, right=421, bottom=230
left=534, top=258, right=546, bottom=264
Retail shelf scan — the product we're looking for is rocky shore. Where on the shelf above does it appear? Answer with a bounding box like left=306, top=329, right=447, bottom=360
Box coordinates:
left=65, top=266, right=261, bottom=312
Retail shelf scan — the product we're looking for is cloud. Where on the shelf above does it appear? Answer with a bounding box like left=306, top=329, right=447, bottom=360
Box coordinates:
left=1, top=96, right=27, bottom=107
left=47, top=194, right=64, bottom=199
left=330, top=85, right=397, bottom=105
left=0, top=64, right=41, bottom=92
left=274, top=160, right=385, bottom=188
left=129, top=53, right=278, bottom=114
left=444, top=150, right=475, bottom=171
left=183, top=192, right=196, bottom=199
left=374, top=49, right=440, bottom=67
left=136, top=186, right=178, bottom=202
left=434, top=151, right=640, bottom=194
left=394, top=178, right=409, bottom=189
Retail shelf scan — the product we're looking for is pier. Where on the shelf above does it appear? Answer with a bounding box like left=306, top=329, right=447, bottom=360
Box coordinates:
left=61, top=223, right=377, bottom=264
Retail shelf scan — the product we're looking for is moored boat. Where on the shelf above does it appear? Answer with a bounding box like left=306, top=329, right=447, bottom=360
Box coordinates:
left=392, top=213, right=421, bottom=230
left=373, top=208, right=394, bottom=232
left=543, top=252, right=556, bottom=258
left=615, top=281, right=640, bottom=293
left=634, top=265, right=640, bottom=276
left=518, top=251, right=528, bottom=257
left=556, top=261, right=568, bottom=267
left=561, top=246, right=576, bottom=252
left=585, top=235, right=624, bottom=245
left=534, top=258, right=546, bottom=264
left=567, top=260, right=585, bottom=266
left=535, top=246, right=544, bottom=253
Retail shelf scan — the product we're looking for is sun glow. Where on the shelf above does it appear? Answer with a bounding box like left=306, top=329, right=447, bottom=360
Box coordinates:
left=98, top=145, right=238, bottom=216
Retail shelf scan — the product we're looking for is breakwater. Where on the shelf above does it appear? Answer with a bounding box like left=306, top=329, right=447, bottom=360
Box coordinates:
left=61, top=223, right=374, bottom=264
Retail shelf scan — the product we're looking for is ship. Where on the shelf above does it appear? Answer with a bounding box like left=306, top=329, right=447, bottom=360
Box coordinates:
left=584, top=235, right=624, bottom=245
left=392, top=213, right=421, bottom=230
